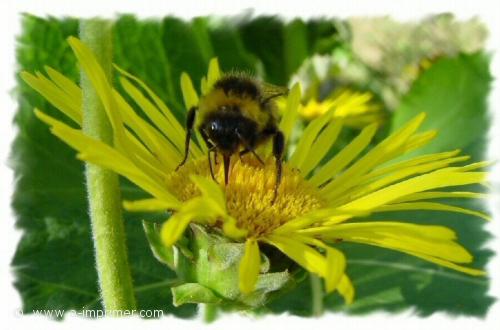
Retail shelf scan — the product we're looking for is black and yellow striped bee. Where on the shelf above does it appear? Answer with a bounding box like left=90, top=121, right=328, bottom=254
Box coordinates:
left=177, top=73, right=287, bottom=199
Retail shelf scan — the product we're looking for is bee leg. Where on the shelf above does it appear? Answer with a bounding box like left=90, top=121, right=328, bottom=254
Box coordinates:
left=176, top=106, right=197, bottom=171
left=272, top=130, right=285, bottom=203
left=238, top=148, right=264, bottom=165
left=238, top=149, right=250, bottom=161
left=200, top=128, right=219, bottom=167
left=235, top=130, right=265, bottom=165
left=223, top=154, right=231, bottom=186
left=238, top=149, right=247, bottom=162
left=250, top=149, right=265, bottom=165
left=207, top=147, right=218, bottom=183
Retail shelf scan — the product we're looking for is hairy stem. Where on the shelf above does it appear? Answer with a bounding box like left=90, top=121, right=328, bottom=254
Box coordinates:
left=80, top=19, right=136, bottom=311
left=310, top=274, right=324, bottom=317
left=203, top=304, right=218, bottom=323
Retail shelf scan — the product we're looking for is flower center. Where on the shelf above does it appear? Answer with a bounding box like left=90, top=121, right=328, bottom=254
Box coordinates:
left=166, top=156, right=325, bottom=237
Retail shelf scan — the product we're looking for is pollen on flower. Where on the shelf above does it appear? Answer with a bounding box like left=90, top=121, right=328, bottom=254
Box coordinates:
left=166, top=157, right=325, bottom=237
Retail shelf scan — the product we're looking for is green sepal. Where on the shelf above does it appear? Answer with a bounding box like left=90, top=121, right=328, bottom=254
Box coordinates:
left=171, top=283, right=222, bottom=306
left=142, top=221, right=175, bottom=269
left=240, top=271, right=291, bottom=307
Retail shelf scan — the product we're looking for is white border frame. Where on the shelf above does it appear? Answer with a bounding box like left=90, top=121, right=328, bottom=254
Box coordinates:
left=1, top=1, right=499, bottom=329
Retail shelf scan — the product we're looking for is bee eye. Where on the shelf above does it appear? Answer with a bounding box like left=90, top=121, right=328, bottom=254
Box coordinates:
left=210, top=122, right=218, bottom=131
left=219, top=105, right=228, bottom=111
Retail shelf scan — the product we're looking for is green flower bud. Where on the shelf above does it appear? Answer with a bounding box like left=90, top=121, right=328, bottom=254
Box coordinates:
left=143, top=222, right=297, bottom=309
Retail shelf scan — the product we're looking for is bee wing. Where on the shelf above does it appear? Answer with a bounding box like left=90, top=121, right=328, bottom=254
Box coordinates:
left=260, top=82, right=289, bottom=102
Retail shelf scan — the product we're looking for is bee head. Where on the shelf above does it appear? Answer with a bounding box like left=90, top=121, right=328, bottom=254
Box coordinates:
left=204, top=115, right=241, bottom=154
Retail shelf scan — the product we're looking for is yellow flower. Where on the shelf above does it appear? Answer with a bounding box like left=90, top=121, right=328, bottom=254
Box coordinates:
left=299, top=88, right=384, bottom=128
left=22, top=37, right=489, bottom=305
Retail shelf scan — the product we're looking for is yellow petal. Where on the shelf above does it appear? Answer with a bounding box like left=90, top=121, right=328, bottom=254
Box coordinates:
left=200, top=76, right=208, bottom=95
left=161, top=191, right=232, bottom=247
left=336, top=155, right=471, bottom=205
left=161, top=211, right=194, bottom=246
left=222, top=216, right=248, bottom=239
left=114, top=64, right=187, bottom=144
left=309, top=123, right=377, bottom=187
left=300, top=119, right=343, bottom=176
left=339, top=171, right=486, bottom=212
left=303, top=221, right=457, bottom=240
left=44, top=66, right=82, bottom=101
left=440, top=161, right=491, bottom=173
left=324, top=247, right=346, bottom=293
left=278, top=83, right=301, bottom=143
left=375, top=202, right=490, bottom=221
left=401, top=250, right=485, bottom=276
left=394, top=191, right=487, bottom=203
left=321, top=113, right=427, bottom=199
left=67, top=37, right=123, bottom=136
left=180, top=198, right=221, bottom=222
left=35, top=109, right=181, bottom=208
left=206, top=57, right=221, bottom=91
left=119, top=76, right=185, bottom=154
left=401, top=131, right=437, bottom=154
left=337, top=274, right=355, bottom=304
left=274, top=208, right=369, bottom=234
left=113, top=90, right=182, bottom=170
left=123, top=198, right=171, bottom=212
left=364, top=150, right=462, bottom=180
left=239, top=239, right=261, bottom=294
left=312, top=221, right=473, bottom=264
left=264, top=234, right=326, bottom=277
left=180, top=72, right=199, bottom=110
left=190, top=175, right=226, bottom=211
left=20, top=71, right=82, bottom=124
left=289, top=104, right=337, bottom=168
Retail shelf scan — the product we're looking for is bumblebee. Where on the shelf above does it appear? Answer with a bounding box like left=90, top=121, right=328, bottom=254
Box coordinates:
left=177, top=73, right=287, bottom=199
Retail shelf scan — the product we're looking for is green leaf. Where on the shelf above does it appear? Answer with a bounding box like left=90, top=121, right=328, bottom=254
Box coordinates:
left=172, top=283, right=222, bottom=306
left=161, top=17, right=211, bottom=111
left=391, top=53, right=492, bottom=157
left=239, top=17, right=286, bottom=85
left=208, top=20, right=260, bottom=74
left=283, top=19, right=309, bottom=78
left=114, top=16, right=174, bottom=104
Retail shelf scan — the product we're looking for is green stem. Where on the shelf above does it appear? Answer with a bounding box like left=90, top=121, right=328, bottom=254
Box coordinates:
left=80, top=19, right=136, bottom=312
left=310, top=274, right=323, bottom=317
left=203, top=304, right=218, bottom=323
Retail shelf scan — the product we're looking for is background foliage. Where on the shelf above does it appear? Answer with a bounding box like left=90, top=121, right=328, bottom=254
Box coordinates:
left=12, top=14, right=493, bottom=318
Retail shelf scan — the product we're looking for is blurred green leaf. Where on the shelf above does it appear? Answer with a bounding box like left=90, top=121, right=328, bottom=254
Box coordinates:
left=391, top=53, right=492, bottom=158
left=207, top=19, right=260, bottom=74
left=239, top=17, right=286, bottom=85
left=283, top=19, right=309, bottom=78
